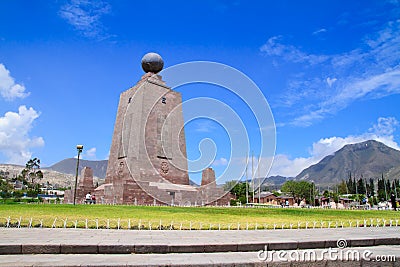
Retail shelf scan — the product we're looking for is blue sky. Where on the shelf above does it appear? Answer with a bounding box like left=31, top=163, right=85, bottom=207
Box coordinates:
left=1, top=0, right=400, bottom=183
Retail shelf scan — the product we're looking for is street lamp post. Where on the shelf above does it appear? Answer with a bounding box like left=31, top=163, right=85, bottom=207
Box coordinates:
left=73, top=145, right=83, bottom=205
left=245, top=159, right=248, bottom=205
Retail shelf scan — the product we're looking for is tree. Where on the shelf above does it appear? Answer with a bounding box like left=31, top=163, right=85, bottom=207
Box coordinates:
left=22, top=158, right=43, bottom=186
left=377, top=174, right=389, bottom=201
left=366, top=178, right=375, bottom=197
left=223, top=180, right=236, bottom=191
left=337, top=180, right=348, bottom=195
left=281, top=180, right=313, bottom=204
left=297, top=181, right=313, bottom=204
left=27, top=183, right=41, bottom=197
left=356, top=177, right=366, bottom=195
left=13, top=190, right=23, bottom=198
left=392, top=179, right=399, bottom=197
left=281, top=181, right=297, bottom=199
left=346, top=172, right=356, bottom=194
left=230, top=182, right=248, bottom=197
left=0, top=179, right=13, bottom=200
left=227, top=182, right=250, bottom=205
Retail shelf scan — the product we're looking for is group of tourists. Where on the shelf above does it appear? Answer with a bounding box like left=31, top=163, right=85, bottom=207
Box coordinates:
left=85, top=192, right=96, bottom=204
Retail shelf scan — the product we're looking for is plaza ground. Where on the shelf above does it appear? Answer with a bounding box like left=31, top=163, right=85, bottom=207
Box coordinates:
left=0, top=227, right=399, bottom=266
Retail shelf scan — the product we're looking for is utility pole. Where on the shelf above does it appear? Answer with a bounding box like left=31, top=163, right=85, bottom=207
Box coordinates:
left=245, top=157, right=248, bottom=205
left=73, top=145, right=83, bottom=205
left=258, top=155, right=261, bottom=204
left=252, top=151, right=254, bottom=203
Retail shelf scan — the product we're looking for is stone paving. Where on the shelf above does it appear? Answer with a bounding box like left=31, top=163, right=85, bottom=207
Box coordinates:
left=0, top=227, right=399, bottom=266
left=1, top=247, right=400, bottom=266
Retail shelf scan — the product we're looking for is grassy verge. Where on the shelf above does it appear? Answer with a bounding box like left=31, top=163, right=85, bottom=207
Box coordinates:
left=0, top=204, right=399, bottom=230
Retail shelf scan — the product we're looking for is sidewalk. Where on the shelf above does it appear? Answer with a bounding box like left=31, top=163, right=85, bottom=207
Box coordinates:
left=1, top=247, right=400, bottom=267
left=0, top=227, right=399, bottom=254
left=0, top=227, right=399, bottom=266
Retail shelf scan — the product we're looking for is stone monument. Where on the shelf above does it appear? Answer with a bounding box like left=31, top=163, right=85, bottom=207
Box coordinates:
left=64, top=167, right=95, bottom=204
left=71, top=53, right=231, bottom=206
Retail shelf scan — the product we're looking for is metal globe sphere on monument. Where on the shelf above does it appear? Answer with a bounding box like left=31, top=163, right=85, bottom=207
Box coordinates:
left=141, top=52, right=164, bottom=73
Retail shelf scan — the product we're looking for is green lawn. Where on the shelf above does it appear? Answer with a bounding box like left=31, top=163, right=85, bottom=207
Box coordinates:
left=0, top=204, right=399, bottom=230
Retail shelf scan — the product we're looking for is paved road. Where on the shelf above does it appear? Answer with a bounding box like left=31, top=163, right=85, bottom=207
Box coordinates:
left=0, top=227, right=399, bottom=266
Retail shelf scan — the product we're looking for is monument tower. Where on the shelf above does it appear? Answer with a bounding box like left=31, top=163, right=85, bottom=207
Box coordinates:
left=79, top=52, right=232, bottom=206
left=64, top=53, right=230, bottom=205
left=98, top=52, right=194, bottom=204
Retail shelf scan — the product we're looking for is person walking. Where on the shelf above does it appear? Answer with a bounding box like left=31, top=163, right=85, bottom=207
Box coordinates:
left=390, top=193, right=397, bottom=211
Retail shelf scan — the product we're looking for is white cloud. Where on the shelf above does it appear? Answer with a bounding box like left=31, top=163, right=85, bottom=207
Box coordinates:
left=235, top=155, right=274, bottom=181
left=269, top=117, right=400, bottom=177
left=194, top=120, right=216, bottom=133
left=0, top=106, right=44, bottom=165
left=212, top=157, right=228, bottom=166
left=334, top=69, right=400, bottom=103
left=260, top=36, right=329, bottom=65
left=0, top=64, right=30, bottom=101
left=291, top=110, right=325, bottom=127
left=59, top=0, right=112, bottom=40
left=74, top=147, right=97, bottom=160
left=292, top=69, right=400, bottom=127
left=326, top=77, right=337, bottom=87
left=370, top=117, right=399, bottom=136
left=312, top=28, right=327, bottom=35
left=261, top=20, right=400, bottom=127
left=268, top=154, right=314, bottom=178
left=83, top=147, right=97, bottom=160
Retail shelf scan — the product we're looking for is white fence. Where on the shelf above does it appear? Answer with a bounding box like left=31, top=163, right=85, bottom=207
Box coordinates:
left=1, top=216, right=398, bottom=230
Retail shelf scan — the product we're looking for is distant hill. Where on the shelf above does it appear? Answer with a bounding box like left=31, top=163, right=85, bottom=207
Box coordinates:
left=296, top=140, right=400, bottom=185
left=4, top=140, right=400, bottom=188
left=47, top=158, right=201, bottom=186
left=0, top=159, right=108, bottom=188
left=386, top=165, right=400, bottom=180
left=46, top=158, right=108, bottom=178
left=243, top=176, right=293, bottom=191
left=0, top=164, right=78, bottom=188
left=263, top=175, right=293, bottom=186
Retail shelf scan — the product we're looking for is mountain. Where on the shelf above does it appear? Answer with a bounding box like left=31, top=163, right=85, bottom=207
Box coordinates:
left=249, top=176, right=293, bottom=188
left=46, top=158, right=108, bottom=178
left=47, top=158, right=200, bottom=186
left=263, top=175, right=293, bottom=186
left=386, top=165, right=400, bottom=180
left=1, top=158, right=202, bottom=188
left=0, top=164, right=78, bottom=188
left=5, top=140, right=399, bottom=188
left=241, top=176, right=293, bottom=191
left=0, top=159, right=108, bottom=188
left=296, top=140, right=400, bottom=185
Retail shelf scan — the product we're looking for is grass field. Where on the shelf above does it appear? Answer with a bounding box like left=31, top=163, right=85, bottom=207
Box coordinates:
left=0, top=204, right=399, bottom=230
